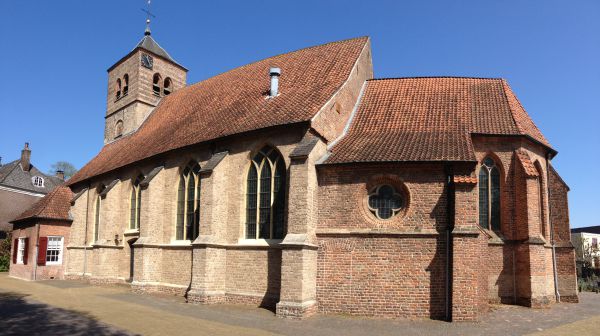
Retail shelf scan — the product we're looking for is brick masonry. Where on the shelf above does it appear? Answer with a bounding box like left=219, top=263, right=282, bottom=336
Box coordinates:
left=56, top=40, right=578, bottom=322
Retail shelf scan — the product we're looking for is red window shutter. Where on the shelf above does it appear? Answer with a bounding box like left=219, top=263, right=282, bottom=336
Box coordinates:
left=23, top=238, right=29, bottom=265
left=12, top=239, right=18, bottom=264
left=37, top=237, right=48, bottom=266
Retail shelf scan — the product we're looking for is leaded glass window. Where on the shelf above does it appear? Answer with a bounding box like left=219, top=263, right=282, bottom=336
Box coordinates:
left=368, top=185, right=404, bottom=219
left=130, top=176, right=143, bottom=230
left=479, top=157, right=501, bottom=231
left=94, top=186, right=104, bottom=243
left=245, top=146, right=286, bottom=239
left=176, top=163, right=201, bottom=241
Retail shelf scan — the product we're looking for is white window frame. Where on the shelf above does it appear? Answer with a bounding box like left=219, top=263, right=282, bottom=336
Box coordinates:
left=17, top=237, right=26, bottom=264
left=45, top=236, right=64, bottom=265
left=32, top=176, right=45, bottom=187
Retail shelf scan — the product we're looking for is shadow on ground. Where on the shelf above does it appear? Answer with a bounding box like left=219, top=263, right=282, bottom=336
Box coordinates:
left=0, top=292, right=136, bottom=336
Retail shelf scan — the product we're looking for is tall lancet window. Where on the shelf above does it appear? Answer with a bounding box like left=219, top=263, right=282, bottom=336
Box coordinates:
left=176, top=163, right=201, bottom=241
left=94, top=185, right=105, bottom=243
left=245, top=146, right=286, bottom=239
left=130, top=175, right=143, bottom=230
left=479, top=157, right=501, bottom=231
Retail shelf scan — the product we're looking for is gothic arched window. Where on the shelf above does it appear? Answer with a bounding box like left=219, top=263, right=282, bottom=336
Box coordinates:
left=123, top=74, right=129, bottom=96
left=116, top=78, right=122, bottom=99
left=130, top=175, right=143, bottom=230
left=479, top=157, right=501, bottom=231
left=176, top=163, right=201, bottom=241
left=163, top=77, right=172, bottom=96
left=152, top=73, right=161, bottom=96
left=245, top=146, right=286, bottom=239
left=94, top=185, right=105, bottom=243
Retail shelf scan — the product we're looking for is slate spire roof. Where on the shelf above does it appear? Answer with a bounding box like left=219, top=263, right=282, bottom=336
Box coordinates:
left=135, top=33, right=178, bottom=65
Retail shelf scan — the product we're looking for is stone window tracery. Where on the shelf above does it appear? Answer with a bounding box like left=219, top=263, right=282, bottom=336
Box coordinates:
left=479, top=157, right=501, bottom=231
left=245, top=145, right=286, bottom=239
left=367, top=184, right=404, bottom=220
left=130, top=175, right=143, bottom=230
left=176, top=163, right=201, bottom=241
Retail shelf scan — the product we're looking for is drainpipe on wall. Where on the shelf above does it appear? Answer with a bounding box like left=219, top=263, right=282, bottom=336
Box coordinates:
left=33, top=223, right=40, bottom=280
left=444, top=165, right=455, bottom=322
left=546, top=153, right=561, bottom=303
left=83, top=185, right=91, bottom=277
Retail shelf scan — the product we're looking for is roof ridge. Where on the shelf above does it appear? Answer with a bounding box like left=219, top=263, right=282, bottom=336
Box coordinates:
left=182, top=37, right=369, bottom=91
left=368, top=76, right=504, bottom=81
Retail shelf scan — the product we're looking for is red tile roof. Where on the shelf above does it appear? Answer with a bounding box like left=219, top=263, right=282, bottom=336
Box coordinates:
left=69, top=37, right=369, bottom=185
left=453, top=173, right=478, bottom=184
left=515, top=150, right=539, bottom=177
left=11, top=186, right=73, bottom=223
left=325, top=77, right=552, bottom=164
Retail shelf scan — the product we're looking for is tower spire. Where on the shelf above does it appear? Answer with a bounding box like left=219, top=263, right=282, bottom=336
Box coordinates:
left=141, top=0, right=155, bottom=36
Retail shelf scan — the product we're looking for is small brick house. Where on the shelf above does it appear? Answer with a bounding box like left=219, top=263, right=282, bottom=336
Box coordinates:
left=60, top=28, right=577, bottom=321
left=0, top=143, right=65, bottom=238
left=10, top=186, right=73, bottom=281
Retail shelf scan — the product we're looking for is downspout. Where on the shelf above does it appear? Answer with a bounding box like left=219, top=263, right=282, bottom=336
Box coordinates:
left=546, top=154, right=560, bottom=302
left=445, top=165, right=455, bottom=322
left=33, top=223, right=40, bottom=280
left=83, top=185, right=91, bottom=277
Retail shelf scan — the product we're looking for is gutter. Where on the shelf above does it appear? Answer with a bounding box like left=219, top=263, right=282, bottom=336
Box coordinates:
left=546, top=153, right=560, bottom=302
left=444, top=165, right=455, bottom=322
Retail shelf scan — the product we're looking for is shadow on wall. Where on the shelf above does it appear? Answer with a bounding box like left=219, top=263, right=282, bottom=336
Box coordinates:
left=0, top=292, right=136, bottom=336
left=260, top=247, right=282, bottom=312
left=427, top=184, right=449, bottom=320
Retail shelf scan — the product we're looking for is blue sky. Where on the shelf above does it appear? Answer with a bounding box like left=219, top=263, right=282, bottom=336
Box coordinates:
left=0, top=1, right=598, bottom=227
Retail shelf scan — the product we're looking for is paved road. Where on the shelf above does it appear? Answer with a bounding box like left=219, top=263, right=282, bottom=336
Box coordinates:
left=0, top=273, right=599, bottom=336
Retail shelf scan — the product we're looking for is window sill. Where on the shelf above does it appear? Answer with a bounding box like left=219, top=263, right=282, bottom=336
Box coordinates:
left=45, top=262, right=62, bottom=266
left=168, top=240, right=192, bottom=246
left=124, top=229, right=140, bottom=236
left=236, top=239, right=283, bottom=247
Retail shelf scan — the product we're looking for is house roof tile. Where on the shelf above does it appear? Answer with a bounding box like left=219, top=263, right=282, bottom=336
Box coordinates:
left=11, top=186, right=73, bottom=223
left=324, top=77, right=553, bottom=164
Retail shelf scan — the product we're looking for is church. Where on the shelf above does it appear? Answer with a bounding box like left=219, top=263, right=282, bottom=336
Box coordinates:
left=62, top=24, right=577, bottom=321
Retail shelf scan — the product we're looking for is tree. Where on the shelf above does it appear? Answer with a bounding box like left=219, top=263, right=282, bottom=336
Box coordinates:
left=49, top=161, right=77, bottom=179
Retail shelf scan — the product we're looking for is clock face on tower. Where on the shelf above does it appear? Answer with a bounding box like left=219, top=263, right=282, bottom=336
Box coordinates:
left=141, top=53, right=154, bottom=69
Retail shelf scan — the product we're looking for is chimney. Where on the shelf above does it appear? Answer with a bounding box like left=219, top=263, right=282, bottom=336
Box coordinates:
left=56, top=170, right=65, bottom=181
left=21, top=142, right=31, bottom=171
left=269, top=67, right=281, bottom=97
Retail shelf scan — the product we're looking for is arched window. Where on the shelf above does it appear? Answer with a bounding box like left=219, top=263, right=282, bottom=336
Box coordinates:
left=535, top=162, right=546, bottom=237
left=123, top=74, right=129, bottom=96
left=114, top=120, right=124, bottom=139
left=115, top=78, right=122, bottom=99
left=152, top=73, right=161, bottom=96
left=176, top=163, right=201, bottom=240
left=130, top=175, right=143, bottom=230
left=479, top=157, right=501, bottom=231
left=94, top=185, right=105, bottom=243
left=245, top=146, right=286, bottom=239
left=163, top=77, right=172, bottom=96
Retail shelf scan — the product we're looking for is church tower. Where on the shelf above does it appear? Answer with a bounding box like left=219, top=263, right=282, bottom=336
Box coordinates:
left=104, top=22, right=187, bottom=144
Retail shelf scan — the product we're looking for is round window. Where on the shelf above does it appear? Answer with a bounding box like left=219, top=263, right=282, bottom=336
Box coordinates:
left=367, top=184, right=404, bottom=219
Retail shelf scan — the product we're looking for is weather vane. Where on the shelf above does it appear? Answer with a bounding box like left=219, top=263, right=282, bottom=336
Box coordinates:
left=141, top=0, right=156, bottom=35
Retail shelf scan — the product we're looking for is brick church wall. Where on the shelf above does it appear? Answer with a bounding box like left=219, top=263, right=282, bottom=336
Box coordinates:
left=315, top=163, right=451, bottom=319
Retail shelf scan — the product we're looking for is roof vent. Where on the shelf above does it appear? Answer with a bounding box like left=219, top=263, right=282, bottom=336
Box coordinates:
left=269, top=67, right=281, bottom=98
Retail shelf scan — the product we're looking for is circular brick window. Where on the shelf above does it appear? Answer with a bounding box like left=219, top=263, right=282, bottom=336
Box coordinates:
left=367, top=184, right=405, bottom=220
